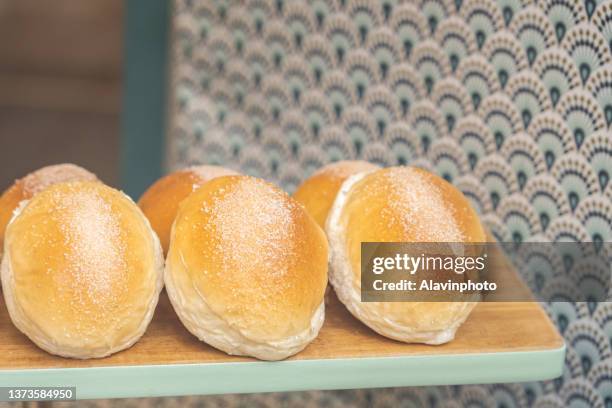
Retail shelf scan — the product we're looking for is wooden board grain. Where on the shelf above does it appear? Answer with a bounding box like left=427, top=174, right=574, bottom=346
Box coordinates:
left=0, top=289, right=563, bottom=370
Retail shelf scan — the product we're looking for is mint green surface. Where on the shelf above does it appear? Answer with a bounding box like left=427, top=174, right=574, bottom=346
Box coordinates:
left=0, top=346, right=565, bottom=400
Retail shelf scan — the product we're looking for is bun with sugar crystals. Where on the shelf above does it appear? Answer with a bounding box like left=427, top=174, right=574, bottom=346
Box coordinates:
left=138, top=165, right=238, bottom=254
left=0, top=164, right=98, bottom=259
left=165, top=175, right=328, bottom=360
left=293, top=160, right=379, bottom=229
left=326, top=166, right=486, bottom=345
left=1, top=181, right=163, bottom=359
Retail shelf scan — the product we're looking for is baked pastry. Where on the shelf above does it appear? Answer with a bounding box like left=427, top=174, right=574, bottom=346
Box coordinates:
left=165, top=175, right=328, bottom=360
left=293, top=160, right=379, bottom=229
left=1, top=181, right=163, bottom=359
left=138, top=165, right=238, bottom=254
left=326, top=166, right=486, bottom=344
left=0, top=164, right=98, bottom=259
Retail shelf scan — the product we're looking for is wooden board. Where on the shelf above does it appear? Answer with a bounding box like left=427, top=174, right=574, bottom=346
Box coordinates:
left=0, top=253, right=565, bottom=399
left=0, top=292, right=563, bottom=370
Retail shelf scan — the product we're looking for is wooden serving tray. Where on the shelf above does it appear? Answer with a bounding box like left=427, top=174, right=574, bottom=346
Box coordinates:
left=0, top=285, right=564, bottom=400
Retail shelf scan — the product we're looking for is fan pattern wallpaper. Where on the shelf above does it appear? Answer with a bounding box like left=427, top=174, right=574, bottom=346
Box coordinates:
left=166, top=0, right=612, bottom=406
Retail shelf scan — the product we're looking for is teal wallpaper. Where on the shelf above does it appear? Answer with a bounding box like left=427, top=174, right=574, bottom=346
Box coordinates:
left=165, top=0, right=612, bottom=406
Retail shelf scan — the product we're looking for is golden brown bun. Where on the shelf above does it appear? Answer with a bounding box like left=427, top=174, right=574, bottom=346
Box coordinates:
left=293, top=161, right=379, bottom=229
left=327, top=166, right=486, bottom=344
left=1, top=181, right=163, bottom=359
left=138, top=165, right=238, bottom=254
left=0, top=164, right=98, bottom=259
left=165, top=175, right=328, bottom=360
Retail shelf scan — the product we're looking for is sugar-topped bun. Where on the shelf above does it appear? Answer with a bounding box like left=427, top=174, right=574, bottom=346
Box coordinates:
left=1, top=181, right=163, bottom=359
left=165, top=175, right=328, bottom=360
left=0, top=164, right=98, bottom=259
left=138, top=165, right=238, bottom=254
left=293, top=160, right=379, bottom=229
left=327, top=167, right=486, bottom=345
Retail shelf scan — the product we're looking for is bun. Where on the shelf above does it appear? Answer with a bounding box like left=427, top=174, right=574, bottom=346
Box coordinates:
left=165, top=175, right=328, bottom=360
left=326, top=166, right=486, bottom=344
left=138, top=165, right=238, bottom=254
left=0, top=164, right=98, bottom=259
left=293, top=160, right=379, bottom=229
left=1, top=181, right=163, bottom=358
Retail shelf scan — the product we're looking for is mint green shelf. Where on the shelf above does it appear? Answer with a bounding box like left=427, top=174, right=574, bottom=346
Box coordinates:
left=0, top=347, right=565, bottom=400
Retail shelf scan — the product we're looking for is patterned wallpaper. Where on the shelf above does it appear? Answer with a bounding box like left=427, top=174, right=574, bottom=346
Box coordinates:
left=167, top=0, right=612, bottom=407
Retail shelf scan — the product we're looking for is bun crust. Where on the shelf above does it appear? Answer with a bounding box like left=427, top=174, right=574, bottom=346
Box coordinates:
left=0, top=164, right=98, bottom=259
left=1, top=181, right=163, bottom=359
left=138, top=165, right=238, bottom=254
left=327, top=167, right=486, bottom=344
left=165, top=175, right=328, bottom=360
left=293, top=160, right=379, bottom=229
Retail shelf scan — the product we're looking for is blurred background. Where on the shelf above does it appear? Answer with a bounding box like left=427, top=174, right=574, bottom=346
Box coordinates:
left=0, top=0, right=123, bottom=189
